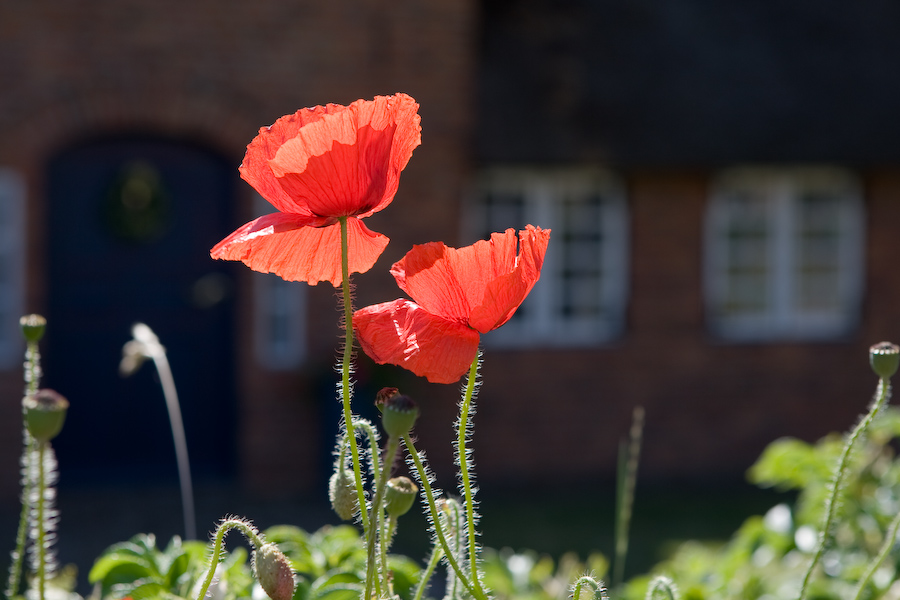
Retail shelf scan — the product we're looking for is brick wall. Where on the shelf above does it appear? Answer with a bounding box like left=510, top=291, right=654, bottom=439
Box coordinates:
left=0, top=0, right=478, bottom=500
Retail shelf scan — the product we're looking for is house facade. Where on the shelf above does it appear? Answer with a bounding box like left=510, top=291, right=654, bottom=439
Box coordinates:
left=0, top=0, right=898, bottom=502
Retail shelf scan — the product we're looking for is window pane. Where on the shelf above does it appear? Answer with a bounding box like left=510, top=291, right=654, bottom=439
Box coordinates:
left=706, top=167, right=863, bottom=341
left=559, top=190, right=604, bottom=320
left=795, top=192, right=841, bottom=311
left=722, top=192, right=769, bottom=313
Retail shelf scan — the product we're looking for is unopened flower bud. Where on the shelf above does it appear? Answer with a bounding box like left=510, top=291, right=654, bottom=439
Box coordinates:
left=376, top=390, right=418, bottom=438
left=20, top=314, right=46, bottom=343
left=374, top=387, right=400, bottom=412
left=23, top=389, right=69, bottom=442
left=253, top=543, right=294, bottom=600
left=384, top=476, right=418, bottom=518
left=329, top=469, right=358, bottom=521
left=870, top=342, right=900, bottom=379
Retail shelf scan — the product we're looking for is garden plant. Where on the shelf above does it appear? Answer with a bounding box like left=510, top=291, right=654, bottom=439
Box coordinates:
left=6, top=94, right=900, bottom=600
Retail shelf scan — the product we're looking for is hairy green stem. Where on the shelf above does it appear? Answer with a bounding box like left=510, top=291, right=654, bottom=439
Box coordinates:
left=572, top=576, right=610, bottom=600
left=6, top=476, right=28, bottom=600
left=36, top=442, right=45, bottom=600
left=338, top=217, right=369, bottom=535
left=613, top=406, right=644, bottom=588
left=798, top=377, right=891, bottom=600
left=377, top=443, right=399, bottom=594
left=413, top=545, right=444, bottom=600
left=457, top=353, right=484, bottom=597
left=402, top=434, right=485, bottom=600
left=365, top=436, right=399, bottom=600
left=645, top=575, right=678, bottom=600
left=195, top=519, right=264, bottom=600
left=851, top=507, right=900, bottom=600
left=353, top=419, right=382, bottom=485
left=8, top=340, right=41, bottom=600
left=7, top=441, right=32, bottom=600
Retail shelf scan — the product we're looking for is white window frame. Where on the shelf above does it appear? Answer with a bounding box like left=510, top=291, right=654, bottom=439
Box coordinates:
left=704, top=166, right=864, bottom=342
left=464, top=167, right=629, bottom=347
left=0, top=169, right=25, bottom=368
left=251, top=195, right=306, bottom=369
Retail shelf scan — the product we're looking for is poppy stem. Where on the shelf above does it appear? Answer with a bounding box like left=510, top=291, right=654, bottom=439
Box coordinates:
left=365, top=436, right=399, bottom=600
left=196, top=518, right=264, bottom=600
left=402, top=433, right=486, bottom=600
left=337, top=217, right=370, bottom=532
left=7, top=334, right=40, bottom=600
left=35, top=440, right=46, bottom=600
left=457, top=352, right=486, bottom=597
left=797, top=375, right=891, bottom=600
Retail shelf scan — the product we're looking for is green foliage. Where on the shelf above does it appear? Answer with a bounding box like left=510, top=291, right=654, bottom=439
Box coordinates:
left=89, top=533, right=251, bottom=600
left=83, top=406, right=900, bottom=600
left=479, top=547, right=609, bottom=600
left=616, top=406, right=900, bottom=600
left=266, top=524, right=420, bottom=600
left=88, top=525, right=421, bottom=600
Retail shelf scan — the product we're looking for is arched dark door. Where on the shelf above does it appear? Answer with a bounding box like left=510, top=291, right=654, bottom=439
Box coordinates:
left=44, top=136, right=238, bottom=485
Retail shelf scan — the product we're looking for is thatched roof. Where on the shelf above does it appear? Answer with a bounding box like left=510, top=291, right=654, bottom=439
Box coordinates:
left=477, top=0, right=900, bottom=166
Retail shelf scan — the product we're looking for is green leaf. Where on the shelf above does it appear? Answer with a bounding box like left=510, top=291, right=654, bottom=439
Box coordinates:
left=88, top=554, right=155, bottom=584
left=387, top=554, right=421, bottom=599
left=115, top=579, right=169, bottom=600
left=164, top=551, right=190, bottom=589
left=308, top=569, right=363, bottom=600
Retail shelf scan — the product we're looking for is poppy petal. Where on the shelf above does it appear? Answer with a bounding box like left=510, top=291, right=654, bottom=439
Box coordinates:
left=211, top=215, right=388, bottom=287
left=390, top=226, right=550, bottom=332
left=354, top=299, right=481, bottom=384
left=468, top=226, right=551, bottom=332
left=270, top=94, right=421, bottom=218
left=238, top=104, right=339, bottom=215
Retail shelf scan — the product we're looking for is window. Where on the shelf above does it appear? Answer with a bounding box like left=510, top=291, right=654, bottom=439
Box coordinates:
left=704, top=167, right=864, bottom=341
left=465, top=167, right=629, bottom=347
left=0, top=169, right=24, bottom=367
left=252, top=196, right=306, bottom=369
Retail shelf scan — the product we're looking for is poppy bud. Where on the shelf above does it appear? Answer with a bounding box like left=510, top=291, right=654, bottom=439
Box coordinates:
left=253, top=543, right=294, bottom=600
left=374, top=387, right=400, bottom=412
left=378, top=391, right=418, bottom=438
left=23, top=389, right=68, bottom=442
left=329, top=469, right=358, bottom=521
left=870, top=342, right=900, bottom=379
left=20, top=314, right=46, bottom=343
left=384, top=476, right=418, bottom=518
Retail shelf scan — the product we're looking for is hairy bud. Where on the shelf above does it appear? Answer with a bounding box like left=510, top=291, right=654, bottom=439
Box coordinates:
left=253, top=543, right=294, bottom=600
left=329, top=469, right=358, bottom=521
left=375, top=388, right=419, bottom=438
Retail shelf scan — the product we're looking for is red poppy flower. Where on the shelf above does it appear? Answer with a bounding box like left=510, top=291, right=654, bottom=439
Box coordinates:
left=354, top=226, right=550, bottom=384
left=211, top=93, right=421, bottom=286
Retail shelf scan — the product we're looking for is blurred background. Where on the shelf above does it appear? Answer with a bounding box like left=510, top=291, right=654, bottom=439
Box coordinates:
left=2, top=0, right=900, bottom=591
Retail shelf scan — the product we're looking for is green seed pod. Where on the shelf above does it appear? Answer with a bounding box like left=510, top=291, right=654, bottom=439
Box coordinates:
left=870, top=342, right=900, bottom=379
left=19, top=314, right=46, bottom=343
left=253, top=543, right=295, bottom=600
left=329, top=469, right=358, bottom=521
left=23, top=389, right=69, bottom=442
left=384, top=476, right=418, bottom=518
left=379, top=392, right=419, bottom=438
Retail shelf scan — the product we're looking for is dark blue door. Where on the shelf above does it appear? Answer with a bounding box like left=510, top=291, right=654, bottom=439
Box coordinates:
left=44, top=136, right=238, bottom=485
